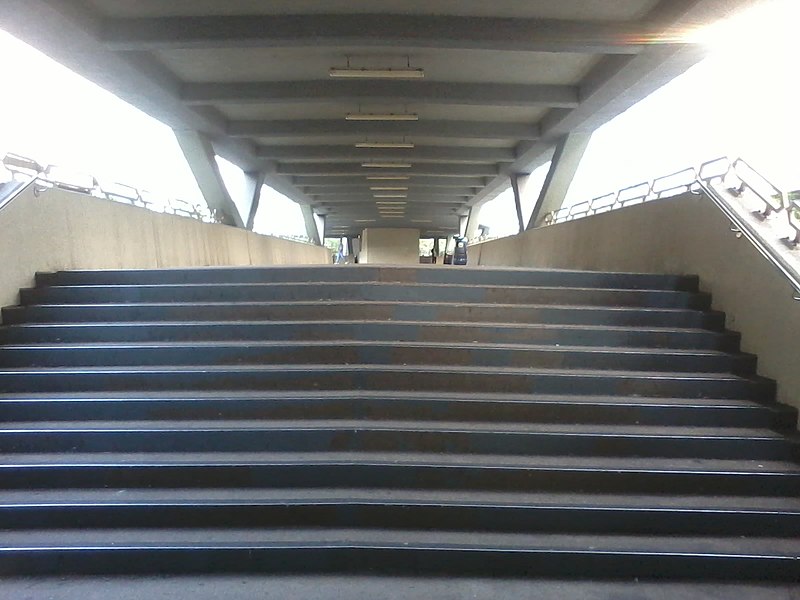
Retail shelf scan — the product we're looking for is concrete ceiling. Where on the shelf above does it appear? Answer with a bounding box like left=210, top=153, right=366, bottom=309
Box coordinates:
left=0, top=0, right=757, bottom=238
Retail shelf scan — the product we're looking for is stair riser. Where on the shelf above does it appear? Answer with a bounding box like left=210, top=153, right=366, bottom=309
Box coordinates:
left=0, top=346, right=755, bottom=374
left=0, top=430, right=791, bottom=460
left=0, top=323, right=739, bottom=352
left=19, top=286, right=712, bottom=309
left=0, top=398, right=792, bottom=429
left=2, top=464, right=798, bottom=496
left=0, top=370, right=773, bottom=400
left=1, top=503, right=796, bottom=537
left=36, top=269, right=701, bottom=291
left=1, top=546, right=797, bottom=580
left=2, top=304, right=727, bottom=330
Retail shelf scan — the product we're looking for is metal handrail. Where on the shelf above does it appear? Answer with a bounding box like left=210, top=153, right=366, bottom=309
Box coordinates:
left=1, top=152, right=219, bottom=224
left=542, top=155, right=800, bottom=299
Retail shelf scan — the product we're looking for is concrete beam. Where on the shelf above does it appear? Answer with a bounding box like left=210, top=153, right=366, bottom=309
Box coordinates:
left=527, top=132, right=592, bottom=230
left=304, top=187, right=478, bottom=197
left=464, top=206, right=483, bottom=240
left=466, top=0, right=719, bottom=210
left=510, top=174, right=527, bottom=234
left=278, top=163, right=498, bottom=178
left=174, top=130, right=245, bottom=228
left=182, top=81, right=578, bottom=109
left=295, top=176, right=488, bottom=188
left=257, top=146, right=516, bottom=164
left=301, top=205, right=322, bottom=245
left=100, top=14, right=654, bottom=54
left=245, top=171, right=268, bottom=231
left=229, top=120, right=539, bottom=142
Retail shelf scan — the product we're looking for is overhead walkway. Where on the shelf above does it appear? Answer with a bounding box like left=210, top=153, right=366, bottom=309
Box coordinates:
left=0, top=265, right=797, bottom=591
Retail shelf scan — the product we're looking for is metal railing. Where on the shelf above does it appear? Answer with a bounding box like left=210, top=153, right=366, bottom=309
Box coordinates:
left=542, top=156, right=800, bottom=298
left=0, top=152, right=220, bottom=223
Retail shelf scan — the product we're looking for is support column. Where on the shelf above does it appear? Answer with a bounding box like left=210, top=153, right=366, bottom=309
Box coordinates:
left=245, top=171, right=268, bottom=231
left=173, top=130, right=245, bottom=228
left=465, top=206, right=482, bottom=240
left=301, top=205, right=322, bottom=245
left=527, top=131, right=592, bottom=230
left=510, top=173, right=528, bottom=234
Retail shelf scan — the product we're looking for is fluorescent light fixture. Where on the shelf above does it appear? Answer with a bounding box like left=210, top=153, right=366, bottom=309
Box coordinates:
left=366, top=176, right=410, bottom=181
left=370, top=187, right=409, bottom=191
left=355, top=142, right=415, bottom=149
left=374, top=194, right=408, bottom=198
left=381, top=215, right=405, bottom=218
left=330, top=67, right=424, bottom=79
left=355, top=219, right=376, bottom=223
left=362, top=163, right=412, bottom=169
left=376, top=201, right=407, bottom=205
left=411, top=219, right=433, bottom=223
left=346, top=113, right=419, bottom=122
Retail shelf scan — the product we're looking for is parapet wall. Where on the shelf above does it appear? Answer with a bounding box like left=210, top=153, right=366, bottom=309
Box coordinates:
left=471, top=193, right=800, bottom=410
left=0, top=184, right=329, bottom=310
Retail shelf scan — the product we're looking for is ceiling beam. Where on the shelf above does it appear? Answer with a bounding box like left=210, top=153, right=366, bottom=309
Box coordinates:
left=182, top=81, right=579, bottom=109
left=99, top=14, right=656, bottom=54
left=278, top=163, right=498, bottom=177
left=230, top=120, right=538, bottom=141
left=467, top=0, right=723, bottom=209
left=257, top=145, right=515, bottom=164
left=305, top=187, right=478, bottom=196
left=313, top=198, right=467, bottom=205
left=294, top=176, right=488, bottom=187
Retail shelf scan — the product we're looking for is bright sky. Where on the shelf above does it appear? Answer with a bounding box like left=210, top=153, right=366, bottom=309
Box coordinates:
left=0, top=0, right=797, bottom=240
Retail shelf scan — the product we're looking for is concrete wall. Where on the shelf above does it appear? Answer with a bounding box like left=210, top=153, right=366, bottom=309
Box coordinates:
left=360, top=228, right=420, bottom=265
left=0, top=184, right=330, bottom=310
left=472, top=193, right=800, bottom=410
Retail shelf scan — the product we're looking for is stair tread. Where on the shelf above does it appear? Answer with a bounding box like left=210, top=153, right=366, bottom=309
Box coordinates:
left=0, top=341, right=738, bottom=356
left=1, top=452, right=796, bottom=472
left=0, top=421, right=782, bottom=438
left=0, top=529, right=797, bottom=556
left=5, top=488, right=800, bottom=511
left=2, top=319, right=723, bottom=333
left=0, top=390, right=775, bottom=407
left=0, top=364, right=752, bottom=379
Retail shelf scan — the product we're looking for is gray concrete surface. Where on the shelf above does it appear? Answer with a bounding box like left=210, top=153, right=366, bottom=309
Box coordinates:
left=360, top=228, right=421, bottom=264
left=0, top=185, right=329, bottom=311
left=471, top=193, right=800, bottom=411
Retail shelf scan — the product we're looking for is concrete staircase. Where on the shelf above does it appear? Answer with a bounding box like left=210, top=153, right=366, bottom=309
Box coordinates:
left=0, top=265, right=798, bottom=584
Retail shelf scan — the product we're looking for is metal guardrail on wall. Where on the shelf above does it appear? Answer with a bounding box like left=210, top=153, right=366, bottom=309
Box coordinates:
left=0, top=152, right=221, bottom=224
left=542, top=156, right=800, bottom=298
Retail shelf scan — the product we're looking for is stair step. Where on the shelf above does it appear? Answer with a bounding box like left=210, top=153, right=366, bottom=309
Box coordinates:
left=0, top=365, right=774, bottom=399
left=0, top=530, right=796, bottom=580
left=2, top=301, right=727, bottom=329
left=0, top=392, right=791, bottom=429
left=0, top=320, right=739, bottom=350
left=0, top=342, right=755, bottom=373
left=0, top=454, right=797, bottom=496
left=36, top=266, right=700, bottom=291
left=19, top=283, right=712, bottom=309
left=0, top=422, right=788, bottom=460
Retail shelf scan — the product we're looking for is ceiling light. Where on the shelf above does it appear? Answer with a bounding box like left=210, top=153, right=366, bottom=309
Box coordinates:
left=355, top=142, right=415, bottom=149
left=366, top=176, right=410, bottom=181
left=411, top=220, right=433, bottom=223
left=330, top=67, right=425, bottom=79
left=381, top=215, right=405, bottom=218
left=370, top=187, right=408, bottom=191
left=346, top=113, right=419, bottom=122
left=362, top=162, right=412, bottom=169
left=355, top=219, right=376, bottom=223
left=374, top=194, right=408, bottom=198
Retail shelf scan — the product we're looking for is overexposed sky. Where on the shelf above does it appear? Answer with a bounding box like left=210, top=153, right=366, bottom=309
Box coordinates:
left=0, top=0, right=797, bottom=240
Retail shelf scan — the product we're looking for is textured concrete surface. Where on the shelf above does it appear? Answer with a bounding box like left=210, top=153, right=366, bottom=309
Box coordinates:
left=0, top=185, right=329, bottom=310
left=360, top=228, right=421, bottom=265
left=471, top=193, right=800, bottom=412
left=2, top=576, right=799, bottom=600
